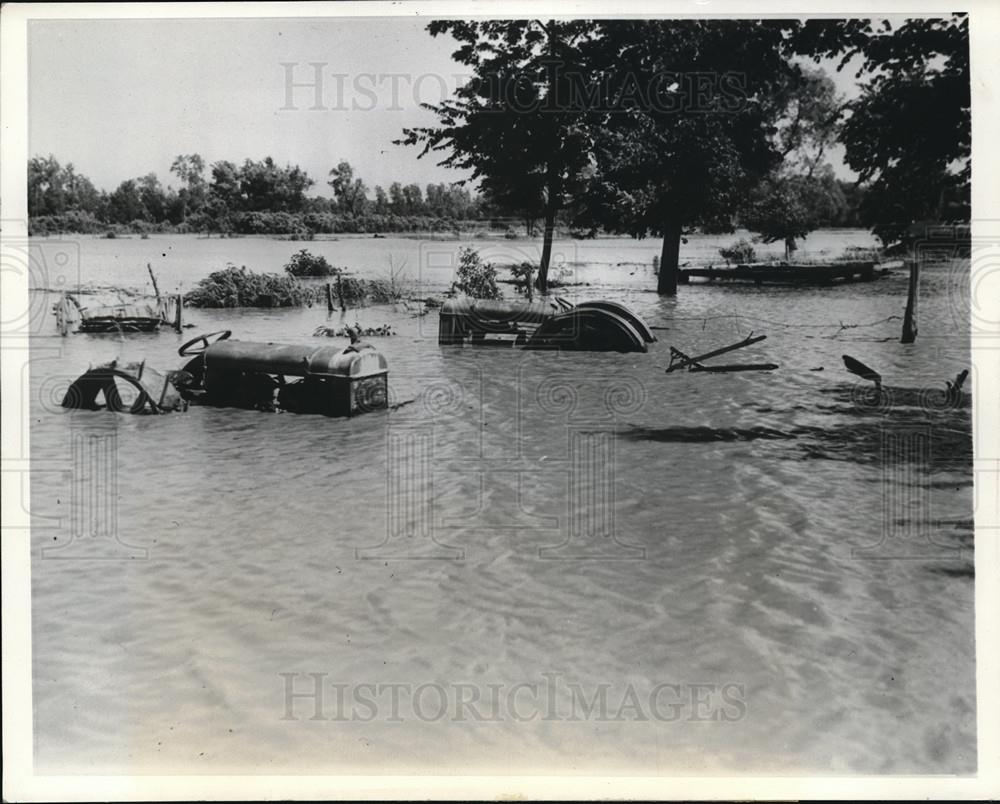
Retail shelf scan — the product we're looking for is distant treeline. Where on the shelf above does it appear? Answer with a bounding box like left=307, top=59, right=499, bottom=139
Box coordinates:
left=28, top=153, right=870, bottom=237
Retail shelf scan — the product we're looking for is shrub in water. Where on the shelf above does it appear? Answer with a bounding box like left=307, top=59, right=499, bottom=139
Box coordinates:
left=508, top=262, right=536, bottom=299
left=718, top=238, right=757, bottom=264
left=186, top=264, right=316, bottom=308
left=284, top=248, right=338, bottom=277
left=451, top=247, right=501, bottom=300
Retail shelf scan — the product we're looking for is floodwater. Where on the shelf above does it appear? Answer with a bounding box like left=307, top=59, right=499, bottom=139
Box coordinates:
left=26, top=230, right=975, bottom=775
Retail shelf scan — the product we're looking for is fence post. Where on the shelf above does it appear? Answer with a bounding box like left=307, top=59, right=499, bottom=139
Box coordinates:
left=901, top=258, right=919, bottom=344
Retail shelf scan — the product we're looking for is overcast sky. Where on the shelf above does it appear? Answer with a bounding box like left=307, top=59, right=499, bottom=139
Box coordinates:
left=29, top=16, right=864, bottom=196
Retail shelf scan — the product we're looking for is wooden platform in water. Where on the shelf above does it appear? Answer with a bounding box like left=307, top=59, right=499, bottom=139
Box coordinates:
left=678, top=260, right=895, bottom=287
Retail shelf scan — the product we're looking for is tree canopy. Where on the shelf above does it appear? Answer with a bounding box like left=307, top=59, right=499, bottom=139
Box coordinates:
left=399, top=20, right=597, bottom=291
left=795, top=14, right=970, bottom=244
left=580, top=19, right=806, bottom=292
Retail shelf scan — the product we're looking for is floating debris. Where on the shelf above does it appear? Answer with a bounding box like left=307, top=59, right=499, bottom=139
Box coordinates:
left=678, top=260, right=895, bottom=286
left=53, top=265, right=183, bottom=336
left=667, top=333, right=778, bottom=373
left=842, top=354, right=882, bottom=389
left=313, top=323, right=396, bottom=338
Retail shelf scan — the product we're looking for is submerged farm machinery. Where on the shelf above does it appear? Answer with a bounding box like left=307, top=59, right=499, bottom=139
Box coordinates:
left=62, top=331, right=389, bottom=417
left=438, top=298, right=655, bottom=352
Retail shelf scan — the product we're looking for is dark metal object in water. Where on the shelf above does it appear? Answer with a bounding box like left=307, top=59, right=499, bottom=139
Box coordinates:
left=61, top=330, right=389, bottom=417
left=61, top=360, right=189, bottom=413
left=177, top=331, right=388, bottom=416
left=438, top=298, right=654, bottom=352
left=667, top=333, right=777, bottom=373
left=842, top=354, right=882, bottom=389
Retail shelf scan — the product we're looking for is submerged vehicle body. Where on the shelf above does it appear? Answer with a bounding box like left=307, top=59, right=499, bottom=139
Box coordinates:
left=177, top=333, right=388, bottom=416
left=61, top=360, right=189, bottom=413
left=438, top=298, right=654, bottom=352
left=62, top=331, right=389, bottom=417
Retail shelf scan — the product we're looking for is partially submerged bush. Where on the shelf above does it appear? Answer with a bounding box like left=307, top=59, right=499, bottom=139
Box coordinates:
left=451, top=247, right=501, bottom=299
left=718, top=238, right=757, bottom=264
left=336, top=276, right=368, bottom=306
left=367, top=279, right=402, bottom=304
left=508, top=262, right=536, bottom=300
left=284, top=249, right=338, bottom=277
left=185, top=264, right=316, bottom=308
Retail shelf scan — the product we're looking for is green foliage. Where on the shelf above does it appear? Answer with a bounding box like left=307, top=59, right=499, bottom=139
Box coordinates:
left=367, top=255, right=411, bottom=304
left=399, top=20, right=598, bottom=289
left=28, top=155, right=102, bottom=218
left=718, top=239, right=757, bottom=264
left=336, top=276, right=369, bottom=306
left=185, top=264, right=316, bottom=308
left=328, top=161, right=370, bottom=216
left=574, top=20, right=807, bottom=292
left=451, top=247, right=501, bottom=300
left=742, top=168, right=847, bottom=258
left=366, top=279, right=403, bottom=304
left=508, top=262, right=536, bottom=299
left=583, top=21, right=802, bottom=237
left=795, top=15, right=970, bottom=243
left=284, top=249, right=338, bottom=277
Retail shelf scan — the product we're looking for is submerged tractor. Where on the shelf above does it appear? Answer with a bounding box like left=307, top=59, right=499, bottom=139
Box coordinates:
left=62, top=331, right=389, bottom=416
left=60, top=297, right=653, bottom=417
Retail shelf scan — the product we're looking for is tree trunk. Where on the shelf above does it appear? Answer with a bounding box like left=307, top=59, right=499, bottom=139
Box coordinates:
left=537, top=204, right=556, bottom=294
left=657, top=220, right=683, bottom=295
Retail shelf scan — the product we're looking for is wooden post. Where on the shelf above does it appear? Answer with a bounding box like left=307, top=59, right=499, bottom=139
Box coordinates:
left=336, top=274, right=346, bottom=312
left=173, top=294, right=183, bottom=333
left=901, top=258, right=919, bottom=344
left=147, top=263, right=161, bottom=302
left=55, top=294, right=69, bottom=336
left=326, top=283, right=335, bottom=313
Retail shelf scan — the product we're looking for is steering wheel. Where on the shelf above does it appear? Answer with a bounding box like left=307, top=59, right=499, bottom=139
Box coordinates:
left=178, top=330, right=231, bottom=356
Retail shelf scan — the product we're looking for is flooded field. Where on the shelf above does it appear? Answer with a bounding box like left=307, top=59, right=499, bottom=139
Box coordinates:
left=26, top=231, right=975, bottom=774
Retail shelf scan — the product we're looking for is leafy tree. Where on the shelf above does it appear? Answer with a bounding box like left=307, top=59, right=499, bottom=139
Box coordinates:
left=400, top=20, right=597, bottom=292
left=388, top=182, right=406, bottom=214
left=137, top=173, right=168, bottom=222
left=208, top=160, right=243, bottom=212
left=328, top=160, right=369, bottom=216
left=743, top=167, right=847, bottom=259
left=743, top=66, right=846, bottom=257
left=402, top=183, right=424, bottom=215
left=107, top=179, right=146, bottom=223
left=795, top=15, right=970, bottom=244
left=28, top=155, right=67, bottom=216
left=170, top=154, right=207, bottom=218
left=582, top=20, right=804, bottom=294
left=238, top=157, right=313, bottom=212
left=373, top=185, right=390, bottom=215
